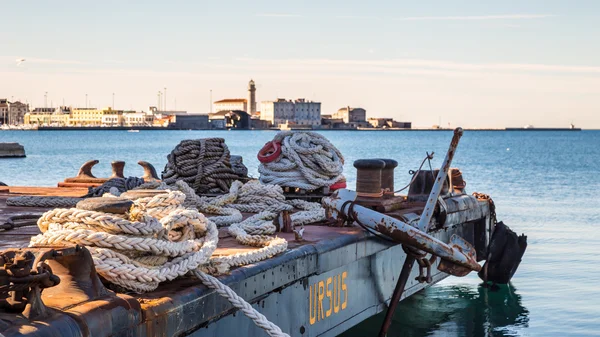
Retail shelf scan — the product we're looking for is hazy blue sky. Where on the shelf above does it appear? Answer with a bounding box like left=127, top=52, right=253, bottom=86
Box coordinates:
left=1, top=1, right=599, bottom=128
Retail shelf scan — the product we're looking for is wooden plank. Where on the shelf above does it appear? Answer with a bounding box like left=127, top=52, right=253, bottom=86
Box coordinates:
left=4, top=186, right=88, bottom=197
left=58, top=182, right=102, bottom=188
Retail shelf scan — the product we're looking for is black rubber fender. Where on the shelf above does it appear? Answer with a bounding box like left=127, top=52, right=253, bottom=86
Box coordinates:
left=478, top=221, right=527, bottom=284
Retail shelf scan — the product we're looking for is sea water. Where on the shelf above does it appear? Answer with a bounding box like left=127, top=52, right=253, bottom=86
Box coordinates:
left=0, top=130, right=598, bottom=336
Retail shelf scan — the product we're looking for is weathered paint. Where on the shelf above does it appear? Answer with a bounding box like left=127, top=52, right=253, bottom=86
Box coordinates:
left=322, top=189, right=481, bottom=273
left=417, top=127, right=463, bottom=233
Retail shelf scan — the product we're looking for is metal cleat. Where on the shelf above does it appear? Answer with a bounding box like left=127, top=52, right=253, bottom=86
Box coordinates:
left=274, top=211, right=293, bottom=233
left=138, top=161, right=160, bottom=181
left=110, top=161, right=126, bottom=179
left=76, top=159, right=99, bottom=179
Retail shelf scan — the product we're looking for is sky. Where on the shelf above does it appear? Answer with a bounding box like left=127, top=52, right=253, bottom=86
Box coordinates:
left=1, top=0, right=599, bottom=128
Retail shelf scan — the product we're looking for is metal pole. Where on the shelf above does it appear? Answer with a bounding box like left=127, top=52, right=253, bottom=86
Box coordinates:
left=416, top=127, right=463, bottom=232
left=112, top=93, right=115, bottom=109
left=164, top=87, right=167, bottom=111
left=210, top=89, right=212, bottom=113
left=85, top=94, right=88, bottom=109
left=378, top=255, right=415, bottom=337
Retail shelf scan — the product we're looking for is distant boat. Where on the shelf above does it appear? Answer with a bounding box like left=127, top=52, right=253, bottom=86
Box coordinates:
left=127, top=129, right=140, bottom=133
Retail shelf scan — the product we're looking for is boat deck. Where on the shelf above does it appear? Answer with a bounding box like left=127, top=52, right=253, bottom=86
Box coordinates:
left=0, top=186, right=491, bottom=337
left=0, top=186, right=364, bottom=254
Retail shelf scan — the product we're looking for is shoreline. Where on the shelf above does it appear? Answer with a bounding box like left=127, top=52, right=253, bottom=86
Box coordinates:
left=0, top=126, right=585, bottom=132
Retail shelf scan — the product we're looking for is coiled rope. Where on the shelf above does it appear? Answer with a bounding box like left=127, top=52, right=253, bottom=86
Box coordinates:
left=85, top=176, right=146, bottom=197
left=162, top=138, right=244, bottom=194
left=258, top=131, right=345, bottom=191
left=28, top=179, right=325, bottom=337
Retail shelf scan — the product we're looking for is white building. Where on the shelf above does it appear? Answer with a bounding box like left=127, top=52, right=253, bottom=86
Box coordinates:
left=123, top=112, right=148, bottom=127
left=213, top=99, right=247, bottom=113
left=261, top=98, right=321, bottom=127
left=333, top=107, right=366, bottom=124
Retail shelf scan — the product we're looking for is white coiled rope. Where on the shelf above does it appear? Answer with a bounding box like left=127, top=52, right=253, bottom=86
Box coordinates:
left=259, top=131, right=345, bottom=190
left=29, top=179, right=326, bottom=337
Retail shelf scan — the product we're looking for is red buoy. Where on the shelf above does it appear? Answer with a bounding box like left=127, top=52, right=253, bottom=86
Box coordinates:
left=257, top=141, right=282, bottom=163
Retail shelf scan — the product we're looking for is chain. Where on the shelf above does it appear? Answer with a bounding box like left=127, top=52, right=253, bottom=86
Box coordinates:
left=473, top=192, right=497, bottom=224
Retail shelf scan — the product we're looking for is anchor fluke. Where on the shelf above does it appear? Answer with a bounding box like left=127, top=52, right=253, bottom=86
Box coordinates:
left=437, top=234, right=478, bottom=277
left=138, top=161, right=160, bottom=181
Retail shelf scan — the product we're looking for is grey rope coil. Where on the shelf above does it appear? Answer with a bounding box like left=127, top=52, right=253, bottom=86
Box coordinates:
left=85, top=177, right=146, bottom=197
left=162, top=138, right=243, bottom=194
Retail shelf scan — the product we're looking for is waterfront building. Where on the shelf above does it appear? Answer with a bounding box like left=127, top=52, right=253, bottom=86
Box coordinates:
left=0, top=99, right=6, bottom=124
left=333, top=106, right=366, bottom=124
left=0, top=99, right=29, bottom=125
left=260, top=98, right=321, bottom=127
left=70, top=107, right=123, bottom=126
left=148, top=106, right=187, bottom=116
left=123, top=111, right=148, bottom=127
left=208, top=110, right=251, bottom=129
left=25, top=106, right=70, bottom=126
left=213, top=99, right=247, bottom=113
left=213, top=80, right=258, bottom=114
left=169, top=113, right=209, bottom=130
left=367, top=117, right=412, bottom=129
left=250, top=117, right=270, bottom=129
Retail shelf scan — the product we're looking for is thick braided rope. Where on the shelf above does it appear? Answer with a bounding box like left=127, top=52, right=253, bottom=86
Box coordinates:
left=162, top=138, right=242, bottom=194
left=192, top=270, right=290, bottom=337
left=259, top=131, right=345, bottom=190
left=6, top=196, right=82, bottom=208
left=30, top=191, right=219, bottom=293
left=86, top=177, right=146, bottom=197
left=28, top=184, right=291, bottom=336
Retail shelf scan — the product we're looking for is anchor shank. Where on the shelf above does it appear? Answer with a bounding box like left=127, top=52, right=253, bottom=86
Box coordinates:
left=323, top=189, right=481, bottom=272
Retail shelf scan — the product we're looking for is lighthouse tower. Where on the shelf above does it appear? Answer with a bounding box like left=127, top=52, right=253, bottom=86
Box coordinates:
left=248, top=79, right=256, bottom=114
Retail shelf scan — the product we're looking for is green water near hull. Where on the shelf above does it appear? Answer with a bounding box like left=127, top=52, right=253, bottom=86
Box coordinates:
left=341, top=283, right=529, bottom=337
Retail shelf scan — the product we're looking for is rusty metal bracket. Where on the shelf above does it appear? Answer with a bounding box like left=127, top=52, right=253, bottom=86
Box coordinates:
left=0, top=245, right=109, bottom=320
left=274, top=211, right=293, bottom=233
left=0, top=247, right=71, bottom=319
left=415, top=255, right=437, bottom=284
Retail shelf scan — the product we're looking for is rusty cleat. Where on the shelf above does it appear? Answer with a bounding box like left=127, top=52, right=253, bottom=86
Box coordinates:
left=110, top=161, right=126, bottom=179
left=138, top=161, right=160, bottom=181
left=63, top=160, right=108, bottom=185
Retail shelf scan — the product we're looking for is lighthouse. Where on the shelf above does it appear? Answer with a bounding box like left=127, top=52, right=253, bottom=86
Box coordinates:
left=248, top=79, right=256, bottom=115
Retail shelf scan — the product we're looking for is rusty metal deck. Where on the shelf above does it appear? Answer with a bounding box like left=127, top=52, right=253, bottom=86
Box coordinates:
left=0, top=186, right=491, bottom=337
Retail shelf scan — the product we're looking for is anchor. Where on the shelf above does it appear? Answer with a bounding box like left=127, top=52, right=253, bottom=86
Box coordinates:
left=322, top=128, right=479, bottom=336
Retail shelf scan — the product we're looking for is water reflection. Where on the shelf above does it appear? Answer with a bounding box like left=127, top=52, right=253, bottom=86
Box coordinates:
left=340, top=283, right=529, bottom=337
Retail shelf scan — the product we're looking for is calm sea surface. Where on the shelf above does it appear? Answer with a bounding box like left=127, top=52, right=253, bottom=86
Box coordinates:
left=1, top=130, right=599, bottom=336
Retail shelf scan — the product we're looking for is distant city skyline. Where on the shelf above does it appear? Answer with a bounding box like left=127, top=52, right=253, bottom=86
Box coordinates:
left=1, top=1, right=599, bottom=128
